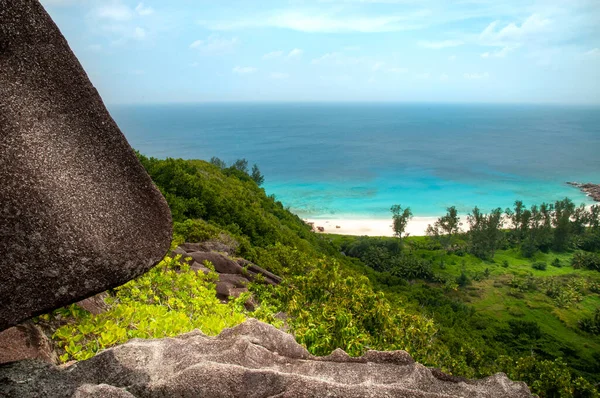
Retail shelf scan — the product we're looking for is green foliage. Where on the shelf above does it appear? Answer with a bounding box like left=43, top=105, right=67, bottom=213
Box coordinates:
left=508, top=320, right=542, bottom=339
left=52, top=256, right=249, bottom=361
left=579, top=309, right=600, bottom=335
left=251, top=164, right=265, bottom=186
left=572, top=252, right=600, bottom=271
left=467, top=207, right=504, bottom=260
left=552, top=258, right=562, bottom=268
left=251, top=245, right=438, bottom=360
left=390, top=204, right=413, bottom=238
left=426, top=206, right=463, bottom=249
left=137, top=154, right=319, bottom=253
left=456, top=271, right=471, bottom=287
left=498, top=355, right=595, bottom=398
left=533, top=261, right=548, bottom=271
left=46, top=154, right=600, bottom=397
left=209, top=156, right=227, bottom=169
left=334, top=232, right=600, bottom=395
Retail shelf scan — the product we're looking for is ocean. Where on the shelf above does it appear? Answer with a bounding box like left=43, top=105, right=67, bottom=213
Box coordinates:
left=109, top=103, right=600, bottom=219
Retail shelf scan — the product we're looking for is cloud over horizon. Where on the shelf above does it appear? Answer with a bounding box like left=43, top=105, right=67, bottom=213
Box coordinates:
left=39, top=0, right=600, bottom=104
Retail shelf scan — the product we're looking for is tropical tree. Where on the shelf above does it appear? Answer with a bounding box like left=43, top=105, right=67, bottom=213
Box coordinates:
left=390, top=204, right=413, bottom=239
left=467, top=207, right=503, bottom=260
left=426, top=206, right=462, bottom=248
left=251, top=164, right=265, bottom=186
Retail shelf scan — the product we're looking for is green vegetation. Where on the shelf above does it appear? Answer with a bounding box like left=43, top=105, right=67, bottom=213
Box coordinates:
left=43, top=155, right=600, bottom=397
left=47, top=256, right=250, bottom=362
left=390, top=204, right=413, bottom=238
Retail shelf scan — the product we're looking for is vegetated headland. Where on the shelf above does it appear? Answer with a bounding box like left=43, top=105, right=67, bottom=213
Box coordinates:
left=40, top=155, right=600, bottom=398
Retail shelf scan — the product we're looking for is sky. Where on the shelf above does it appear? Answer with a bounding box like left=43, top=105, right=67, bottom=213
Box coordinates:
left=41, top=0, right=600, bottom=105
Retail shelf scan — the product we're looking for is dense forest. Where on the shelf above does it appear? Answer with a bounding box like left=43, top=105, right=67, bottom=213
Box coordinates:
left=43, top=154, right=600, bottom=398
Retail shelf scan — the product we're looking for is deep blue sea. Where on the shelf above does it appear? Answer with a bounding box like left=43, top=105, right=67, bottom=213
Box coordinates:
left=109, top=103, right=600, bottom=219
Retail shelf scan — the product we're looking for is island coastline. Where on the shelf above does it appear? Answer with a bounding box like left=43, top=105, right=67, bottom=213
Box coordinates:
left=305, top=217, right=439, bottom=237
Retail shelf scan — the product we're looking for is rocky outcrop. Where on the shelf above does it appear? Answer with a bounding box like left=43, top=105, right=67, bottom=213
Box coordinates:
left=0, top=321, right=57, bottom=365
left=174, top=244, right=282, bottom=303
left=0, top=0, right=173, bottom=330
left=567, top=182, right=600, bottom=202
left=0, top=319, right=533, bottom=398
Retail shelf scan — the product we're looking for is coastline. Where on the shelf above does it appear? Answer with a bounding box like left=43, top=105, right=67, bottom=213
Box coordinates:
left=305, top=217, right=439, bottom=237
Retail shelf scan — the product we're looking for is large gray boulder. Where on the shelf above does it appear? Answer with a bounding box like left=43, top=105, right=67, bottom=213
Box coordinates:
left=0, top=0, right=172, bottom=330
left=0, top=319, right=533, bottom=398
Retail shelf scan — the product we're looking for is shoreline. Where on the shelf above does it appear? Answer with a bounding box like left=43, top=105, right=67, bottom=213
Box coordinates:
left=305, top=217, right=439, bottom=237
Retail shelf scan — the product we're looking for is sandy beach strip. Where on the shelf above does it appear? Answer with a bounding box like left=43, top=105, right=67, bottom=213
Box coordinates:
left=305, top=217, right=439, bottom=237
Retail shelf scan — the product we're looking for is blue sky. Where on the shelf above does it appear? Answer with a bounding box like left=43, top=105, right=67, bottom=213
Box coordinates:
left=41, top=0, right=600, bottom=104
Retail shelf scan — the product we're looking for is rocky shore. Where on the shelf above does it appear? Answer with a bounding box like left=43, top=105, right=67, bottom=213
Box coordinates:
left=567, top=182, right=600, bottom=202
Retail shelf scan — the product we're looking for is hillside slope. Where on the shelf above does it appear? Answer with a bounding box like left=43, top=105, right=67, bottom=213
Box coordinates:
left=46, top=155, right=599, bottom=398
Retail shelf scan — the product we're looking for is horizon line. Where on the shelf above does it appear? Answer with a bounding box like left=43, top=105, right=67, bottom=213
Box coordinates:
left=107, top=100, right=600, bottom=107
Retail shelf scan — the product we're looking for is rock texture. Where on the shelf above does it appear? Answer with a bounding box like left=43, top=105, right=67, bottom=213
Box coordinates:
left=0, top=321, right=57, bottom=365
left=174, top=244, right=282, bottom=303
left=567, top=182, right=600, bottom=202
left=0, top=0, right=172, bottom=330
left=0, top=319, right=533, bottom=398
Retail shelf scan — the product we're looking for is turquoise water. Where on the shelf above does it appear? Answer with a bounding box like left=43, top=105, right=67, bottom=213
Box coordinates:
left=110, top=103, right=600, bottom=218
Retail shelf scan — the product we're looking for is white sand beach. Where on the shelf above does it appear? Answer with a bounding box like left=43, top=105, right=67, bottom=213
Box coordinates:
left=305, top=217, right=439, bottom=237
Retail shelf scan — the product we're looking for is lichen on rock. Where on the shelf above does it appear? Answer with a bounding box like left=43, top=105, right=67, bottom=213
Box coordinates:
left=0, top=0, right=172, bottom=330
left=0, top=319, right=533, bottom=398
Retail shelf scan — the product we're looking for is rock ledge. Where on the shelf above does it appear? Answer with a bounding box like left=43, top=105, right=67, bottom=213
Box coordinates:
left=0, top=319, right=533, bottom=398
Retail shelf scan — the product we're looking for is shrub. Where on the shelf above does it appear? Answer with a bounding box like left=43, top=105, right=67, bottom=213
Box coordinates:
left=552, top=258, right=562, bottom=268
left=51, top=256, right=250, bottom=362
left=578, top=309, right=600, bottom=335
left=572, top=252, right=600, bottom=271
left=532, top=262, right=547, bottom=271
left=456, top=271, right=471, bottom=287
left=252, top=248, right=438, bottom=359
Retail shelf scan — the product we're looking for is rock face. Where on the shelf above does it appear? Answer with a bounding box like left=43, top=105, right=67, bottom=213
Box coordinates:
left=0, top=321, right=57, bottom=365
left=0, top=319, right=533, bottom=398
left=567, top=182, right=600, bottom=202
left=174, top=244, right=282, bottom=304
left=0, top=0, right=172, bottom=330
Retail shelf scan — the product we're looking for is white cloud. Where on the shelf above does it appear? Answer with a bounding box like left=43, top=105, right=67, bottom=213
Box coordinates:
left=372, top=62, right=407, bottom=73
left=199, top=10, right=430, bottom=33
left=263, top=51, right=284, bottom=59
left=133, top=27, right=146, bottom=40
left=312, top=52, right=364, bottom=65
left=480, top=14, right=551, bottom=46
left=448, top=55, right=457, bottom=61
left=288, top=48, right=303, bottom=58
left=319, top=74, right=353, bottom=83
left=233, top=66, right=257, bottom=74
left=464, top=72, right=489, bottom=79
left=372, top=62, right=385, bottom=71
left=263, top=49, right=303, bottom=60
left=41, top=0, right=81, bottom=6
left=418, top=40, right=463, bottom=49
left=189, top=35, right=239, bottom=54
left=271, top=72, right=289, bottom=79
left=584, top=48, right=600, bottom=57
left=135, top=2, right=154, bottom=16
left=439, top=73, right=449, bottom=81
left=481, top=45, right=519, bottom=58
left=387, top=67, right=408, bottom=73
left=95, top=3, right=133, bottom=21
